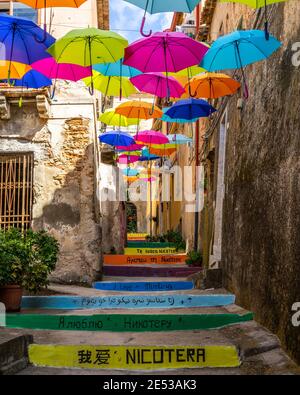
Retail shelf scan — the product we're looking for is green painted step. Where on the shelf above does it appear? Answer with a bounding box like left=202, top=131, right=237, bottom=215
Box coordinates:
left=7, top=313, right=253, bottom=332
left=127, top=242, right=176, bottom=248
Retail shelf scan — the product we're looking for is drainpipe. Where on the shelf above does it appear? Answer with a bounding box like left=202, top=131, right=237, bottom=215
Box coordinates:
left=193, top=4, right=201, bottom=252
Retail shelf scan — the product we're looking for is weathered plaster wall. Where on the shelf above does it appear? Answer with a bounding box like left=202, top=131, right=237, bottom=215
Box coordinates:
left=207, top=2, right=300, bottom=363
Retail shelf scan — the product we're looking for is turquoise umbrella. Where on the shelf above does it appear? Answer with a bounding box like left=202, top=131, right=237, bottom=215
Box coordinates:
left=124, top=0, right=201, bottom=37
left=122, top=168, right=140, bottom=177
left=93, top=59, right=141, bottom=78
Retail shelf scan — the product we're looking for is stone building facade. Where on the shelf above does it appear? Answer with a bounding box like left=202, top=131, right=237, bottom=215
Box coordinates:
left=0, top=1, right=125, bottom=284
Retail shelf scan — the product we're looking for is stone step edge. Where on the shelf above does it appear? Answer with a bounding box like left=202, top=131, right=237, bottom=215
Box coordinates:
left=92, top=281, right=194, bottom=292
left=0, top=334, right=33, bottom=375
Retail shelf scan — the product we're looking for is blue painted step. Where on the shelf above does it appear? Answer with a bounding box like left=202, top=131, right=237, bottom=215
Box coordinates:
left=21, top=294, right=236, bottom=310
left=93, top=281, right=194, bottom=292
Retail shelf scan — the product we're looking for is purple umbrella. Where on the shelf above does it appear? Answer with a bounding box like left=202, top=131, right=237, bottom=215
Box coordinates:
left=130, top=72, right=185, bottom=98
left=124, top=32, right=209, bottom=73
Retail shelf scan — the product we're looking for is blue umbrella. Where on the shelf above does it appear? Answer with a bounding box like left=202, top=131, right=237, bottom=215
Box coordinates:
left=122, top=168, right=140, bottom=177
left=201, top=30, right=281, bottom=97
left=161, top=107, right=198, bottom=124
left=0, top=15, right=55, bottom=79
left=99, top=131, right=135, bottom=147
left=165, top=99, right=216, bottom=121
left=8, top=70, right=52, bottom=89
left=93, top=59, right=142, bottom=78
left=124, top=0, right=201, bottom=37
left=168, top=134, right=193, bottom=145
left=138, top=148, right=161, bottom=162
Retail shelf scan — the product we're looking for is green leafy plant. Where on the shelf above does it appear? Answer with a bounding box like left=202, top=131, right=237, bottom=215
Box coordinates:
left=186, top=251, right=203, bottom=267
left=146, top=230, right=186, bottom=252
left=0, top=228, right=59, bottom=293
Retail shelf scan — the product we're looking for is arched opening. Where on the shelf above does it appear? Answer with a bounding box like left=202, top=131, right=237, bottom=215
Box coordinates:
left=126, top=202, right=137, bottom=234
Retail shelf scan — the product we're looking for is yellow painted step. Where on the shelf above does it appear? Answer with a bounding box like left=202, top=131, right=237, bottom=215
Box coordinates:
left=124, top=247, right=177, bottom=255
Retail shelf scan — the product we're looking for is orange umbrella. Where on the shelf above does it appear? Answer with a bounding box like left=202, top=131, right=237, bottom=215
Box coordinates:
left=125, top=176, right=139, bottom=184
left=115, top=101, right=163, bottom=120
left=17, top=0, right=87, bottom=7
left=149, top=145, right=177, bottom=156
left=0, top=61, right=31, bottom=80
left=185, top=72, right=241, bottom=99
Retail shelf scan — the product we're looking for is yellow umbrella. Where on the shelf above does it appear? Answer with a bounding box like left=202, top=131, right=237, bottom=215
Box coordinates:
left=99, top=109, right=140, bottom=127
left=83, top=72, right=137, bottom=97
left=0, top=61, right=31, bottom=80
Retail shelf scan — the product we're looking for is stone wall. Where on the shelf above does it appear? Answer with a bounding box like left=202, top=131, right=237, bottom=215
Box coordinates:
left=205, top=1, right=300, bottom=363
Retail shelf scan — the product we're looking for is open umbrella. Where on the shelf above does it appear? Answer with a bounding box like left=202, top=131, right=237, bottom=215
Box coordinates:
left=148, top=145, right=177, bottom=156
left=47, top=28, right=128, bottom=94
left=165, top=98, right=217, bottom=120
left=7, top=69, right=52, bottom=88
left=124, top=0, right=201, bottom=37
left=0, top=61, right=31, bottom=80
left=130, top=72, right=185, bottom=99
left=201, top=30, right=281, bottom=97
left=122, top=168, right=140, bottom=177
left=99, top=131, right=135, bottom=147
left=115, top=101, right=163, bottom=120
left=161, top=108, right=198, bottom=124
left=94, top=58, right=141, bottom=78
left=0, top=14, right=54, bottom=79
left=134, top=130, right=169, bottom=146
left=100, top=110, right=140, bottom=128
left=32, top=57, right=91, bottom=81
left=116, top=144, right=144, bottom=151
left=218, top=0, right=287, bottom=39
left=186, top=72, right=241, bottom=99
left=118, top=155, right=141, bottom=164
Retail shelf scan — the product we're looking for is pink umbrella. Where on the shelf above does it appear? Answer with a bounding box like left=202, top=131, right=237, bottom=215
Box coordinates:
left=116, top=144, right=144, bottom=151
left=130, top=72, right=185, bottom=98
left=134, top=130, right=169, bottom=146
left=32, top=58, right=92, bottom=82
left=140, top=177, right=156, bottom=182
left=118, top=155, right=141, bottom=164
left=124, top=32, right=209, bottom=73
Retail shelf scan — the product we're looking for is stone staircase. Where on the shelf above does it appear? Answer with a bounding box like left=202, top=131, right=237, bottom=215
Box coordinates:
left=2, top=235, right=298, bottom=375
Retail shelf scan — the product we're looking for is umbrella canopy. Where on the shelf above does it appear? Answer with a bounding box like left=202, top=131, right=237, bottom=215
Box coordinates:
left=135, top=130, right=169, bottom=145
left=165, top=99, right=217, bottom=120
left=130, top=72, right=185, bottom=98
left=124, top=0, right=201, bottom=36
left=47, top=28, right=128, bottom=67
left=118, top=155, right=141, bottom=164
left=116, top=144, right=144, bottom=151
left=115, top=101, right=163, bottom=120
left=168, top=134, right=193, bottom=145
left=83, top=72, right=137, bottom=97
left=125, top=176, right=140, bottom=183
left=94, top=58, right=142, bottom=78
left=148, top=146, right=177, bottom=156
left=122, top=168, right=140, bottom=177
left=140, top=177, right=157, bottom=182
left=32, top=57, right=91, bottom=81
left=100, top=110, right=139, bottom=127
left=124, top=32, right=209, bottom=73
left=99, top=131, right=135, bottom=147
left=17, top=0, right=87, bottom=7
left=0, top=14, right=54, bottom=68
left=161, top=107, right=198, bottom=123
left=0, top=61, right=31, bottom=79
left=201, top=30, right=282, bottom=71
left=186, top=72, right=241, bottom=99
left=7, top=69, right=52, bottom=88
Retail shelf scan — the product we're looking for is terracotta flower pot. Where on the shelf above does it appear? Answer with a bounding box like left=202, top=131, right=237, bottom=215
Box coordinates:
left=0, top=285, right=23, bottom=312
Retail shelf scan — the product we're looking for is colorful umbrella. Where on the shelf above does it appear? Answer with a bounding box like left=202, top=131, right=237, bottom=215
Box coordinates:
left=0, top=14, right=54, bottom=79
left=124, top=32, right=209, bottom=74
left=135, top=130, right=169, bottom=146
left=122, top=168, right=140, bottom=177
left=99, top=131, right=135, bottom=147
left=201, top=30, right=281, bottom=97
left=161, top=108, right=198, bottom=124
left=148, top=146, right=177, bottom=156
left=115, top=101, right=163, bottom=120
left=218, top=0, right=287, bottom=39
left=6, top=69, right=52, bottom=88
left=124, top=0, right=201, bottom=37
left=186, top=73, right=241, bottom=99
left=140, top=177, right=157, bottom=182
left=168, top=134, right=193, bottom=145
left=47, top=28, right=128, bottom=94
left=118, top=155, right=141, bottom=164
left=116, top=144, right=144, bottom=151
left=165, top=99, right=217, bottom=120
left=93, top=58, right=142, bottom=78
left=130, top=72, right=185, bottom=99
left=83, top=72, right=137, bottom=98
left=0, top=61, right=31, bottom=80
left=32, top=58, right=91, bottom=81
left=100, top=110, right=140, bottom=127
left=139, top=148, right=161, bottom=161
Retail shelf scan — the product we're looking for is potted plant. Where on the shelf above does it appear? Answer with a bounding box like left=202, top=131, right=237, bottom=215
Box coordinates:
left=0, top=228, right=59, bottom=312
left=186, top=251, right=203, bottom=268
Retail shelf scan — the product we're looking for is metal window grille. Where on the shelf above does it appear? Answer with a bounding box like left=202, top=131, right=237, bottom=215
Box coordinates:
left=0, top=153, right=34, bottom=231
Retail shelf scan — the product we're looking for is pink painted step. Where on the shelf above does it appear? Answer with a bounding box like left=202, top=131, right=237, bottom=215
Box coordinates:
left=103, top=265, right=202, bottom=277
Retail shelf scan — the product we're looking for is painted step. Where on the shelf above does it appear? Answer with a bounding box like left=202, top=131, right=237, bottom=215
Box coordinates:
left=7, top=313, right=253, bottom=332
left=127, top=242, right=176, bottom=248
left=28, top=344, right=241, bottom=370
left=21, top=294, right=236, bottom=310
left=93, top=281, right=194, bottom=292
left=103, top=265, right=201, bottom=277
left=125, top=247, right=177, bottom=255
left=128, top=233, right=148, bottom=241
left=104, top=254, right=187, bottom=265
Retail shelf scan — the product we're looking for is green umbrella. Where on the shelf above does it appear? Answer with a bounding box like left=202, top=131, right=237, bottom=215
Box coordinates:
left=219, top=0, right=287, bottom=39
left=47, top=28, right=128, bottom=94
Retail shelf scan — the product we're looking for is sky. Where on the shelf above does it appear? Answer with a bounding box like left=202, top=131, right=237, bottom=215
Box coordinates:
left=110, top=0, right=173, bottom=43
